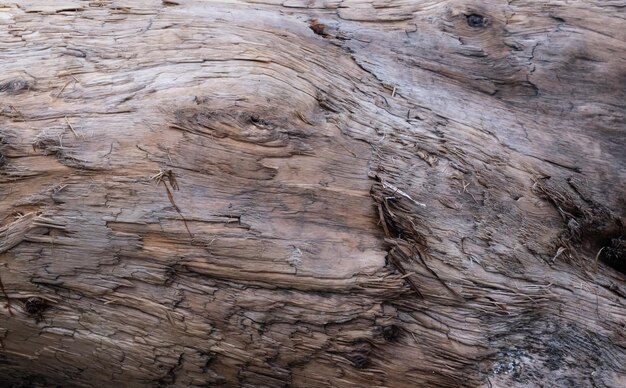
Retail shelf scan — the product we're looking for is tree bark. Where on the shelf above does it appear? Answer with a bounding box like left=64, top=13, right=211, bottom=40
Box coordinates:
left=1, top=1, right=625, bottom=387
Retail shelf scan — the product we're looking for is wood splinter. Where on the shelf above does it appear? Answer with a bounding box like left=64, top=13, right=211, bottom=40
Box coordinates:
left=151, top=169, right=192, bottom=238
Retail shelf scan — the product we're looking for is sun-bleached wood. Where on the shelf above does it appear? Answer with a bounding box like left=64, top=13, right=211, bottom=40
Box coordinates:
left=1, top=1, right=625, bottom=387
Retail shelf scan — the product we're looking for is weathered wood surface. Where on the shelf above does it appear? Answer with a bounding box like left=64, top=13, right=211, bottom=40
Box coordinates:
left=0, top=1, right=625, bottom=386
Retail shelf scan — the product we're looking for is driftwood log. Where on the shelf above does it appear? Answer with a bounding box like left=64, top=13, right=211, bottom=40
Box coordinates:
left=1, top=1, right=625, bottom=387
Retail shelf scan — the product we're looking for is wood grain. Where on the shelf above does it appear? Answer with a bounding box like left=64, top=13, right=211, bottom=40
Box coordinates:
left=0, top=1, right=624, bottom=386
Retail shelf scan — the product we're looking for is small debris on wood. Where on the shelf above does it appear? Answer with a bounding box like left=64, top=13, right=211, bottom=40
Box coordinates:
left=309, top=19, right=326, bottom=36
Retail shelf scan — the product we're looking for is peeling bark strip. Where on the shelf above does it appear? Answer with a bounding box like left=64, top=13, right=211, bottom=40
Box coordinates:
left=0, top=1, right=625, bottom=387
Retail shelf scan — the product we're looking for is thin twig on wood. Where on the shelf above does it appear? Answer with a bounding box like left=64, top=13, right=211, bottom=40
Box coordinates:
left=8, top=105, right=26, bottom=122
left=65, top=116, right=80, bottom=138
left=594, top=247, right=604, bottom=272
left=151, top=169, right=192, bottom=238
left=386, top=248, right=423, bottom=298
left=381, top=181, right=426, bottom=208
left=54, top=79, right=73, bottom=101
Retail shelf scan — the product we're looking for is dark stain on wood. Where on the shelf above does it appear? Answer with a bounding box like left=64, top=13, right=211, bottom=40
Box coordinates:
left=0, top=78, right=31, bottom=95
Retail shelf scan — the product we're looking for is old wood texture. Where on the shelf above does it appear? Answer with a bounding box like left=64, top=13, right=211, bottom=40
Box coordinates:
left=1, top=1, right=625, bottom=387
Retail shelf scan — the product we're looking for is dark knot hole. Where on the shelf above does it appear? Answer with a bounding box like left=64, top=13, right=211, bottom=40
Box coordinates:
left=24, top=297, right=47, bottom=316
left=466, top=14, right=487, bottom=28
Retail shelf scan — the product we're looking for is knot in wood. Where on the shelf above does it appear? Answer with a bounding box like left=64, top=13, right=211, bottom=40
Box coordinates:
left=604, top=237, right=626, bottom=274
left=382, top=325, right=400, bottom=341
left=24, top=297, right=47, bottom=316
left=466, top=14, right=487, bottom=28
left=0, top=78, right=30, bottom=94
